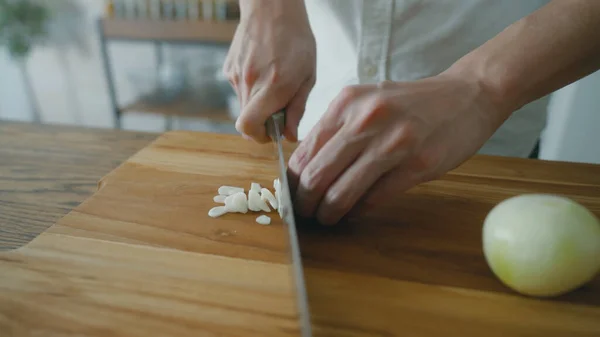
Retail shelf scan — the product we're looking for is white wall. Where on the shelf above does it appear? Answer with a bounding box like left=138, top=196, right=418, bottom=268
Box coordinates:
left=540, top=70, right=600, bottom=164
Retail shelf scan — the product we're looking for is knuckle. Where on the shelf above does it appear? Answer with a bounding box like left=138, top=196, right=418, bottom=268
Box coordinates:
left=227, top=72, right=240, bottom=85
left=300, top=165, right=324, bottom=192
left=376, top=121, right=418, bottom=157
left=411, top=148, right=440, bottom=173
left=235, top=115, right=251, bottom=133
left=324, top=188, right=350, bottom=216
left=268, top=64, right=281, bottom=86
left=339, top=85, right=360, bottom=101
left=235, top=115, right=265, bottom=142
left=352, top=95, right=390, bottom=134
left=242, top=66, right=258, bottom=85
left=369, top=96, right=389, bottom=113
left=396, top=122, right=417, bottom=147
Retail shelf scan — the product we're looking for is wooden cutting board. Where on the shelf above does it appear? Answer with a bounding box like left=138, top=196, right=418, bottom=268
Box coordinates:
left=1, top=130, right=600, bottom=336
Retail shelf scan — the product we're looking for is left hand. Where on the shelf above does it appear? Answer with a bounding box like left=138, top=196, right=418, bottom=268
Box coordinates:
left=288, top=71, right=513, bottom=225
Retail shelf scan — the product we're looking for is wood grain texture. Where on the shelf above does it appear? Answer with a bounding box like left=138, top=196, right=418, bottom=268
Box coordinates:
left=0, top=122, right=157, bottom=251
left=1, top=128, right=600, bottom=336
left=1, top=130, right=303, bottom=336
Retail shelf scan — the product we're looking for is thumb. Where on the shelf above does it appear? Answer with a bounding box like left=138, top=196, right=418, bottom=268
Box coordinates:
left=236, top=85, right=289, bottom=143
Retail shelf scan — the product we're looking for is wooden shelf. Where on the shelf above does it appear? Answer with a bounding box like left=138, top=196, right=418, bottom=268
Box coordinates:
left=121, top=97, right=234, bottom=123
left=101, top=18, right=238, bottom=43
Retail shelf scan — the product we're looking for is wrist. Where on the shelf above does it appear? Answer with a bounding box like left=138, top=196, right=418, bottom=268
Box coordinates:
left=240, top=0, right=309, bottom=24
left=444, top=52, right=523, bottom=121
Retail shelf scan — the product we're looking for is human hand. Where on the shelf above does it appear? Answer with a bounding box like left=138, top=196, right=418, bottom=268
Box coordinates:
left=223, top=0, right=316, bottom=143
left=288, top=72, right=514, bottom=225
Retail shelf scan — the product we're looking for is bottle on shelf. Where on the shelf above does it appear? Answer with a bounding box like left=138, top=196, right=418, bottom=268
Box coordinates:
left=202, top=0, right=214, bottom=21
left=162, top=0, right=175, bottom=20
left=105, top=0, right=115, bottom=18
left=214, top=0, right=227, bottom=21
left=187, top=0, right=201, bottom=20
left=136, top=0, right=149, bottom=19
left=148, top=0, right=161, bottom=20
left=174, top=0, right=188, bottom=20
left=113, top=0, right=126, bottom=18
left=226, top=1, right=240, bottom=20
left=124, top=0, right=137, bottom=18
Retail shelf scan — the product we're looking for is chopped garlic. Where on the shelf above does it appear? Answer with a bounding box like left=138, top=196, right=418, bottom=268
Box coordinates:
left=248, top=190, right=261, bottom=212
left=249, top=190, right=271, bottom=212
left=250, top=182, right=261, bottom=194
left=225, top=191, right=248, bottom=213
left=260, top=188, right=278, bottom=210
left=256, top=196, right=271, bottom=212
left=218, top=186, right=244, bottom=196
left=213, top=195, right=227, bottom=203
left=256, top=215, right=271, bottom=225
left=208, top=206, right=227, bottom=218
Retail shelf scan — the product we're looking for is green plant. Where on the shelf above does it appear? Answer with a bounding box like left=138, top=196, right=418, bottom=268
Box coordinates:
left=0, top=0, right=49, bottom=60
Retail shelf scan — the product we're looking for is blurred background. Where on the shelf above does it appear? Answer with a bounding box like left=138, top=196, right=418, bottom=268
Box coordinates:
left=0, top=0, right=240, bottom=134
left=0, top=0, right=598, bottom=164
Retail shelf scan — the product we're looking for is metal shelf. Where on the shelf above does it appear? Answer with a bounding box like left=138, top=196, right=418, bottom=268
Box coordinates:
left=97, top=17, right=238, bottom=129
left=101, top=18, right=238, bottom=43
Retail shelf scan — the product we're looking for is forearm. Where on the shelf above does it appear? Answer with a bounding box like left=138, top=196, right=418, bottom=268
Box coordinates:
left=448, top=0, right=600, bottom=114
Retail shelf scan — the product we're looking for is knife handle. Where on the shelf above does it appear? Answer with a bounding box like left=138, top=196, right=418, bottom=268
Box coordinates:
left=266, top=109, right=286, bottom=140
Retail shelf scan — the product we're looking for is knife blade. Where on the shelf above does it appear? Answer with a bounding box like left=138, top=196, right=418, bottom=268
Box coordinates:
left=266, top=110, right=313, bottom=337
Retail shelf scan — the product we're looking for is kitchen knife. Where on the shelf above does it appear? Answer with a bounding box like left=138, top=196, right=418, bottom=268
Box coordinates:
left=266, top=110, right=313, bottom=337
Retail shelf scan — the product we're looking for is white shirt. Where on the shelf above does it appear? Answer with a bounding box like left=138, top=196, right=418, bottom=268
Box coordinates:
left=299, top=0, right=551, bottom=158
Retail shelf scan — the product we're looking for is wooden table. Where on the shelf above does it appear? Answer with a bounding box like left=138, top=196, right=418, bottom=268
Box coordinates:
left=0, top=121, right=157, bottom=250
left=2, top=121, right=599, bottom=336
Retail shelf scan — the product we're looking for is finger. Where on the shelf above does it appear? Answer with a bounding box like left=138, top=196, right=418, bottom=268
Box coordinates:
left=240, top=56, right=259, bottom=108
left=313, top=147, right=393, bottom=225
left=288, top=84, right=371, bottom=174
left=287, top=106, right=342, bottom=197
left=363, top=165, right=427, bottom=207
left=229, top=77, right=241, bottom=104
left=294, top=127, right=369, bottom=218
left=236, top=84, right=288, bottom=143
left=288, top=120, right=339, bottom=202
left=288, top=85, right=371, bottom=199
left=314, top=127, right=419, bottom=226
left=283, top=77, right=315, bottom=142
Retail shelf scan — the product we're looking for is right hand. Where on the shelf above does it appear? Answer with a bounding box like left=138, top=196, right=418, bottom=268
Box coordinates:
left=223, top=0, right=317, bottom=143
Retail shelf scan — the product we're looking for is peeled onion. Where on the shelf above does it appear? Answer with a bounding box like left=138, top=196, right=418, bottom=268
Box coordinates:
left=483, top=194, right=600, bottom=297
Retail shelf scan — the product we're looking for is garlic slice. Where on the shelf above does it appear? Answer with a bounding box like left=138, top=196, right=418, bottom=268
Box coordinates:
left=218, top=186, right=244, bottom=196
left=213, top=195, right=227, bottom=203
left=225, top=191, right=248, bottom=213
left=248, top=190, right=261, bottom=212
left=260, top=188, right=278, bottom=210
left=250, top=182, right=262, bottom=194
left=256, top=215, right=271, bottom=225
left=249, top=190, right=271, bottom=212
left=208, top=206, right=227, bottom=218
